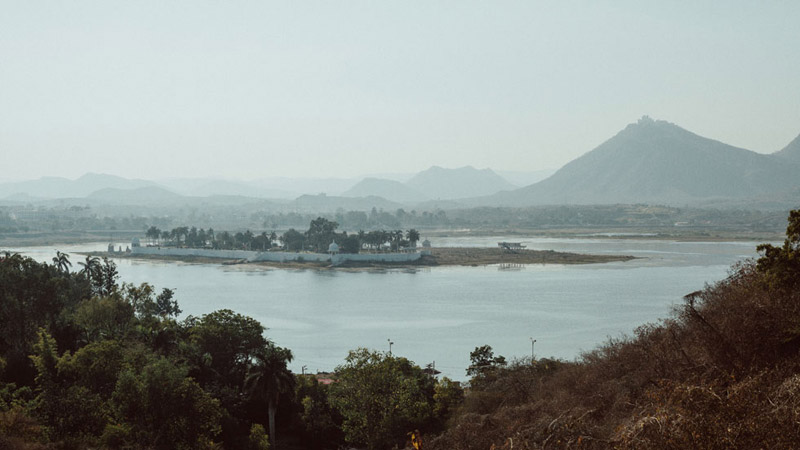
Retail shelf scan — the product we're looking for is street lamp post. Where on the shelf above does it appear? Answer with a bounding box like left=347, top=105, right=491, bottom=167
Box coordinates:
left=530, top=337, right=536, bottom=361
left=388, top=338, right=394, bottom=356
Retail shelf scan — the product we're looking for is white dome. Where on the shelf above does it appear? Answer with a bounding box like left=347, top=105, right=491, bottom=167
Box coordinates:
left=328, top=241, right=339, bottom=253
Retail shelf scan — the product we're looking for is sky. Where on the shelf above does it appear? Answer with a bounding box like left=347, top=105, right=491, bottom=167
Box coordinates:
left=1, top=1, right=799, bottom=182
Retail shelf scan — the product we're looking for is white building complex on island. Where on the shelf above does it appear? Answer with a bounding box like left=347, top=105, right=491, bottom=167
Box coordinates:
left=130, top=239, right=430, bottom=266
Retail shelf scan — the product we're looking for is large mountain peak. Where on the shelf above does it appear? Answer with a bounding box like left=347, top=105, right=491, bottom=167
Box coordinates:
left=487, top=117, right=799, bottom=207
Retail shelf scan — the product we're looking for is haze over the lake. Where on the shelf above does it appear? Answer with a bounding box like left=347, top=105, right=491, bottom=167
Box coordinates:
left=1, top=1, right=798, bottom=181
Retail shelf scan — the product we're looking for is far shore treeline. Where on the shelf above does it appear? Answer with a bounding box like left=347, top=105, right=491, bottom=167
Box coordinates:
left=0, top=203, right=792, bottom=239
left=144, top=217, right=422, bottom=254
left=1, top=210, right=800, bottom=449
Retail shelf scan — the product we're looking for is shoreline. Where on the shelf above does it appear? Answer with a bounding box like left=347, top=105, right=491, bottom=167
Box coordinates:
left=84, top=247, right=636, bottom=270
left=0, top=227, right=782, bottom=248
left=423, top=227, right=784, bottom=242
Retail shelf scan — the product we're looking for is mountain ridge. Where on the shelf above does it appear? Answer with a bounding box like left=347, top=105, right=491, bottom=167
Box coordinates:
left=342, top=178, right=428, bottom=203
left=774, top=132, right=800, bottom=164
left=483, top=117, right=800, bottom=207
left=405, top=165, right=517, bottom=200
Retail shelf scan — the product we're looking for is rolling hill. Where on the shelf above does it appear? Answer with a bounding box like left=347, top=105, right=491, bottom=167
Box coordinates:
left=405, top=166, right=517, bottom=200
left=0, top=173, right=159, bottom=199
left=86, top=186, right=185, bottom=205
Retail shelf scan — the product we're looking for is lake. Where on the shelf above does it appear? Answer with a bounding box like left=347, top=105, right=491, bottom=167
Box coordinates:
left=8, top=237, right=765, bottom=380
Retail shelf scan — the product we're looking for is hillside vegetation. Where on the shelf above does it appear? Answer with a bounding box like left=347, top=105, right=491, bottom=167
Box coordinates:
left=431, top=210, right=800, bottom=449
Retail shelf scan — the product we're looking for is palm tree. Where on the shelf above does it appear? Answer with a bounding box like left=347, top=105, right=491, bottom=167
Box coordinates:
left=78, top=255, right=100, bottom=276
left=1, top=251, right=22, bottom=266
left=146, top=226, right=160, bottom=245
left=392, top=230, right=404, bottom=251
left=244, top=344, right=295, bottom=448
left=357, top=230, right=366, bottom=251
left=406, top=229, right=420, bottom=247
left=52, top=250, right=71, bottom=273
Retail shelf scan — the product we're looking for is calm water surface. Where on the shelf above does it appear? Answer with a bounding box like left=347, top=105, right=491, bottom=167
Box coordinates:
left=9, top=237, right=765, bottom=380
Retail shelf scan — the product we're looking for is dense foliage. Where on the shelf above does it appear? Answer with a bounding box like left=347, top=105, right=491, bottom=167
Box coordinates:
left=144, top=218, right=421, bottom=254
left=0, top=250, right=456, bottom=449
left=0, top=252, right=295, bottom=449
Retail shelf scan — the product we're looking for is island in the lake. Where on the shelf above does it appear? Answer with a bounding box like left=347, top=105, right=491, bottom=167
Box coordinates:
left=92, top=240, right=634, bottom=270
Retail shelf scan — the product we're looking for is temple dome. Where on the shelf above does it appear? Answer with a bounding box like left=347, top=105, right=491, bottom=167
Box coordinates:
left=328, top=241, right=339, bottom=253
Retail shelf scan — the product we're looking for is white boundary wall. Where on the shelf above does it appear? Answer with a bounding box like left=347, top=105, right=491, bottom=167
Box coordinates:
left=131, top=246, right=424, bottom=265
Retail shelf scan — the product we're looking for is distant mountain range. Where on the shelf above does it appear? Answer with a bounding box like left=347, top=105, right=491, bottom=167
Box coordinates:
left=405, top=166, right=518, bottom=200
left=342, top=178, right=427, bottom=203
left=2, top=119, right=799, bottom=210
left=341, top=166, right=517, bottom=203
left=0, top=173, right=156, bottom=199
left=0, top=166, right=526, bottom=208
left=483, top=117, right=800, bottom=208
left=86, top=186, right=185, bottom=205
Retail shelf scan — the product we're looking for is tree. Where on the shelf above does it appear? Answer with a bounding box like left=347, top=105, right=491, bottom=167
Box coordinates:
left=391, top=230, right=404, bottom=251
left=340, top=234, right=361, bottom=254
left=52, top=251, right=71, bottom=273
left=254, top=232, right=270, bottom=251
left=154, top=288, right=181, bottom=318
left=188, top=309, right=268, bottom=386
left=73, top=294, right=135, bottom=342
left=78, top=256, right=118, bottom=296
left=280, top=229, right=305, bottom=252
left=0, top=254, right=90, bottom=386
left=247, top=424, right=271, bottom=450
left=78, top=255, right=100, bottom=277
left=244, top=344, right=295, bottom=448
left=328, top=348, right=435, bottom=450
left=406, top=229, right=421, bottom=247
left=757, top=209, right=800, bottom=290
left=305, top=217, right=339, bottom=252
left=294, top=375, right=342, bottom=448
left=466, top=345, right=506, bottom=386
left=173, top=226, right=189, bottom=246
left=95, top=258, right=119, bottom=297
left=145, top=226, right=160, bottom=245
left=111, top=356, right=222, bottom=448
left=30, top=330, right=109, bottom=443
left=433, top=377, right=464, bottom=424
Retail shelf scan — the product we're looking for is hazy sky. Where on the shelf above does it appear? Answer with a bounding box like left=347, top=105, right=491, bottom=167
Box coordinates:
left=1, top=1, right=799, bottom=181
